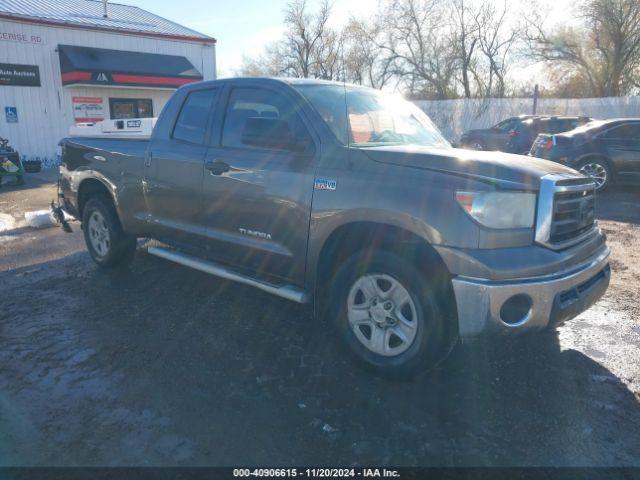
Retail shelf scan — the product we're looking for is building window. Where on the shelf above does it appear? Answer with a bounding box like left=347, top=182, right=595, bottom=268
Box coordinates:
left=109, top=98, right=153, bottom=119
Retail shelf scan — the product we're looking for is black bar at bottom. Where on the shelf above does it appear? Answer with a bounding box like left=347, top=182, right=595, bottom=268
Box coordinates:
left=0, top=467, right=636, bottom=480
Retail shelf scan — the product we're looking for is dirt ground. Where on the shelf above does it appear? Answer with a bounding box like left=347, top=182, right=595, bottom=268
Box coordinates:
left=0, top=170, right=638, bottom=467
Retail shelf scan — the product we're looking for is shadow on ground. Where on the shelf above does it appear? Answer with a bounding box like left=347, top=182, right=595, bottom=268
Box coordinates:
left=1, top=249, right=638, bottom=467
left=596, top=185, right=640, bottom=224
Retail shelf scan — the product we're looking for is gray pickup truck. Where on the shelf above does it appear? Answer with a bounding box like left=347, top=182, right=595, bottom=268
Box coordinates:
left=57, top=77, right=611, bottom=376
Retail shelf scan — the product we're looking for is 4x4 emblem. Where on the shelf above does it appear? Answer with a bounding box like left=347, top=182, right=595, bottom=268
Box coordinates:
left=314, top=178, right=337, bottom=191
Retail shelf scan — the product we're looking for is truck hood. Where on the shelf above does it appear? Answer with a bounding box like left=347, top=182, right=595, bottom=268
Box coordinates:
left=361, top=145, right=578, bottom=188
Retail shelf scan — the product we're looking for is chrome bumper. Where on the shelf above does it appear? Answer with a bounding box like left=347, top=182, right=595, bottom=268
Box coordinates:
left=451, top=247, right=611, bottom=338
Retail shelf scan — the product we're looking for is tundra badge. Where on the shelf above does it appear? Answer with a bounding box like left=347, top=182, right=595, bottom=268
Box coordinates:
left=239, top=227, right=272, bottom=240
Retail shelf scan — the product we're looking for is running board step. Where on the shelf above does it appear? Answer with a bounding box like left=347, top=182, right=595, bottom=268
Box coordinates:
left=147, top=246, right=309, bottom=304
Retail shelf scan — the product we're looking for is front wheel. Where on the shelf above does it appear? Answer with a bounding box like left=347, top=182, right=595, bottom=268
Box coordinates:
left=328, top=251, right=450, bottom=378
left=82, top=196, right=136, bottom=268
left=577, top=158, right=611, bottom=191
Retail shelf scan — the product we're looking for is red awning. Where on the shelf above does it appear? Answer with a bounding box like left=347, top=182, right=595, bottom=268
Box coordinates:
left=58, top=45, right=203, bottom=89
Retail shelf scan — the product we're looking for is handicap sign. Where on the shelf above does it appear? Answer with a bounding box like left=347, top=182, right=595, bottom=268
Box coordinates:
left=4, top=106, right=18, bottom=123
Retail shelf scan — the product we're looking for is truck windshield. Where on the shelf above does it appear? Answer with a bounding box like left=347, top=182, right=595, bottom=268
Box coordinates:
left=295, top=84, right=450, bottom=149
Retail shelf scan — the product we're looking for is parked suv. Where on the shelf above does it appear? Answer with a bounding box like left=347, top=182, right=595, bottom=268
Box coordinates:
left=460, top=115, right=536, bottom=151
left=530, top=118, right=640, bottom=190
left=461, top=116, right=591, bottom=154
left=57, top=78, right=611, bottom=376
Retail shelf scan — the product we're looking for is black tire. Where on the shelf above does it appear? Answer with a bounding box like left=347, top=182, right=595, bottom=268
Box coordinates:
left=327, top=250, right=450, bottom=378
left=82, top=195, right=136, bottom=268
left=576, top=157, right=612, bottom=191
left=15, top=175, right=24, bottom=185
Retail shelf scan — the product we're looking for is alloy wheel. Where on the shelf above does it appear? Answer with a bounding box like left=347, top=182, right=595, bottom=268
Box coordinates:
left=579, top=162, right=608, bottom=190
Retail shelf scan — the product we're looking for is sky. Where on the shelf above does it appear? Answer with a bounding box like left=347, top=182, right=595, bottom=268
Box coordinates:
left=124, top=0, right=378, bottom=77
left=124, top=0, right=576, bottom=83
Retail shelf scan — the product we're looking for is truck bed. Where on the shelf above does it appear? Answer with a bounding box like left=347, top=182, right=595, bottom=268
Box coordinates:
left=59, top=136, right=149, bottom=220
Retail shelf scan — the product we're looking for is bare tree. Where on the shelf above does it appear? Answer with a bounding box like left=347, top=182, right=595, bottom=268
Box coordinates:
left=238, top=0, right=341, bottom=79
left=451, top=0, right=480, bottom=98
left=236, top=0, right=522, bottom=99
left=474, top=1, right=519, bottom=98
left=342, top=18, right=395, bottom=89
left=375, top=0, right=458, bottom=99
left=280, top=0, right=337, bottom=78
left=526, top=0, right=640, bottom=96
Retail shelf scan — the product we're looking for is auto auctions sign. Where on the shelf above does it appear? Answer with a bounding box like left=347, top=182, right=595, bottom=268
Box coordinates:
left=73, top=97, right=105, bottom=123
left=0, top=63, right=41, bottom=87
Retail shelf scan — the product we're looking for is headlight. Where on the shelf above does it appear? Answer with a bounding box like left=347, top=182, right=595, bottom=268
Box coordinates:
left=456, top=191, right=536, bottom=229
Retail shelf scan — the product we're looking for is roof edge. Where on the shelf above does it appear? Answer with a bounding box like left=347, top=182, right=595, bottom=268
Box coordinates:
left=0, top=13, right=217, bottom=44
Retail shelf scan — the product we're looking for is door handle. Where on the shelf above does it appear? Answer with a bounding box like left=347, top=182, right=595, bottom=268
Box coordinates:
left=205, top=160, right=230, bottom=176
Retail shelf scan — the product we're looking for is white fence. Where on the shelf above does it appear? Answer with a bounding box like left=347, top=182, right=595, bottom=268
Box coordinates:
left=415, top=96, right=640, bottom=143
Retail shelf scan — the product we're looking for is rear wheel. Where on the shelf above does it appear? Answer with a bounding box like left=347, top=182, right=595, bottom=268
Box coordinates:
left=82, top=196, right=136, bottom=268
left=328, top=250, right=450, bottom=378
left=577, top=158, right=611, bottom=191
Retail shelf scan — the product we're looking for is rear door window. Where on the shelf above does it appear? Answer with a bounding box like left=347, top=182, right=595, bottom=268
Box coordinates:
left=172, top=89, right=218, bottom=145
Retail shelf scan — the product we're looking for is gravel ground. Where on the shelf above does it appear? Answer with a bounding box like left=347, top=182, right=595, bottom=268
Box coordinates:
left=0, top=171, right=638, bottom=467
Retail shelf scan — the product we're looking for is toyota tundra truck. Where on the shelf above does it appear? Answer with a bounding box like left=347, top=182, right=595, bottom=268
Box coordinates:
left=56, top=78, right=611, bottom=376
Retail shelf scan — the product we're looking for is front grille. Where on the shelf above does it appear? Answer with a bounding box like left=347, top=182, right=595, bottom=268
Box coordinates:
left=549, top=182, right=596, bottom=244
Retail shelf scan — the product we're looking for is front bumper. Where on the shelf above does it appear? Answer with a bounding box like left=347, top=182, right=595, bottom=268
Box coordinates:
left=451, top=247, right=610, bottom=338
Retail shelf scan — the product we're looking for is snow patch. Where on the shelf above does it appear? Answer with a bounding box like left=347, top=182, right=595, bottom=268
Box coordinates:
left=0, top=213, right=15, bottom=232
left=24, top=210, right=56, bottom=229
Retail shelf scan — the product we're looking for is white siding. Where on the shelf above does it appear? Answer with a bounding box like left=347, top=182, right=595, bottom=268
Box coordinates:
left=0, top=18, right=216, bottom=166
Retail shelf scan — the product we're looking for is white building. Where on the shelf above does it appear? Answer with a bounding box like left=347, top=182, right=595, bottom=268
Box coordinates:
left=0, top=0, right=216, bottom=165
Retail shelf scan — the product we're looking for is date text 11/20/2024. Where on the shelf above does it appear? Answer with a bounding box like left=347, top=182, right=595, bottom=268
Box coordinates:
left=233, top=468, right=401, bottom=478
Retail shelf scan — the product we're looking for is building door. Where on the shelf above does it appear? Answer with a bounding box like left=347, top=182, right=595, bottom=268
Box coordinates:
left=109, top=98, right=153, bottom=119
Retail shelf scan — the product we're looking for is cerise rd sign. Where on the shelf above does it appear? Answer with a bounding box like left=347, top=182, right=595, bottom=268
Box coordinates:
left=0, top=31, right=44, bottom=45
